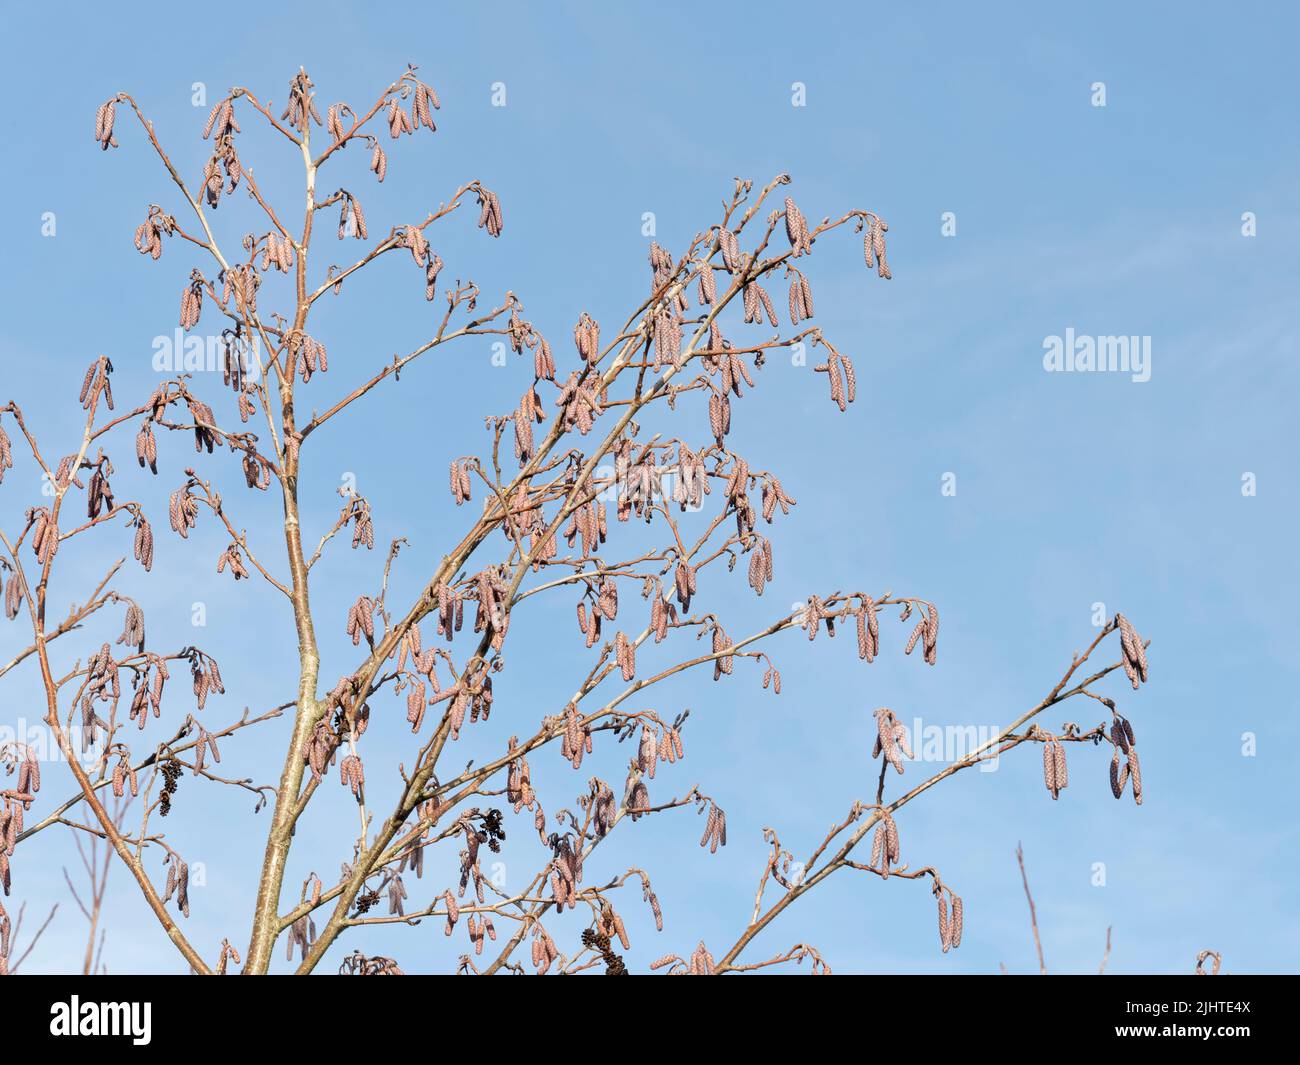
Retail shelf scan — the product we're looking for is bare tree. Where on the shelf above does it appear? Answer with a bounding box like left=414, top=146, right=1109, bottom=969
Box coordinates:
left=62, top=795, right=134, bottom=975
left=1, top=65, right=1163, bottom=975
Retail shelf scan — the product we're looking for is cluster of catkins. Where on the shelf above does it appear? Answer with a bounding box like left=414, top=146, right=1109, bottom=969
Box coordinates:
left=548, top=832, right=584, bottom=913
left=384, top=75, right=439, bottom=139
left=190, top=721, right=222, bottom=775
left=575, top=579, right=616, bottom=648
left=933, top=882, right=965, bottom=953
left=1107, top=706, right=1142, bottom=805
left=344, top=493, right=375, bottom=550
left=870, top=808, right=903, bottom=877
left=401, top=225, right=442, bottom=300
left=559, top=703, right=592, bottom=770
left=339, top=950, right=404, bottom=976
left=187, top=650, right=225, bottom=711
left=464, top=913, right=498, bottom=956
left=216, top=543, right=249, bottom=581
left=530, top=924, right=560, bottom=974
left=811, top=335, right=858, bottom=413
left=345, top=594, right=377, bottom=647
left=254, top=230, right=295, bottom=274
left=627, top=722, right=685, bottom=820
left=0, top=749, right=41, bottom=896
left=475, top=185, right=503, bottom=238
left=133, top=205, right=175, bottom=260
left=110, top=749, right=140, bottom=799
left=168, top=484, right=200, bottom=539
left=872, top=707, right=914, bottom=775
left=286, top=914, right=316, bottom=961
left=652, top=941, right=718, bottom=975
left=1041, top=731, right=1069, bottom=800
left=583, top=913, right=630, bottom=975
left=336, top=191, right=367, bottom=240
left=699, top=800, right=727, bottom=854
left=863, top=214, right=891, bottom=278
left=86, top=459, right=116, bottom=519
left=302, top=718, right=340, bottom=783
left=79, top=358, right=115, bottom=413
left=94, top=97, right=119, bottom=150
left=505, top=737, right=538, bottom=813
left=902, top=600, right=940, bottom=665
left=340, top=754, right=365, bottom=801
left=1115, top=613, right=1149, bottom=690
left=157, top=757, right=182, bottom=816
left=162, top=853, right=190, bottom=918
left=117, top=600, right=145, bottom=653
left=1, top=561, right=26, bottom=621
left=80, top=642, right=122, bottom=747
left=127, top=655, right=168, bottom=732
left=179, top=270, right=205, bottom=330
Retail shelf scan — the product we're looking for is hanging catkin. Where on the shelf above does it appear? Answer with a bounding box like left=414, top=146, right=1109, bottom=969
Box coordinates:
left=784, top=196, right=812, bottom=256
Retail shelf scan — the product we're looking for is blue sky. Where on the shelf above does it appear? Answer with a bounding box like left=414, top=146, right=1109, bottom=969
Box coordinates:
left=1, top=0, right=1297, bottom=974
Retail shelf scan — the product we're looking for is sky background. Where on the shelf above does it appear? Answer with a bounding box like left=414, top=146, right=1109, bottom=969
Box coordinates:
left=1, top=0, right=1296, bottom=975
